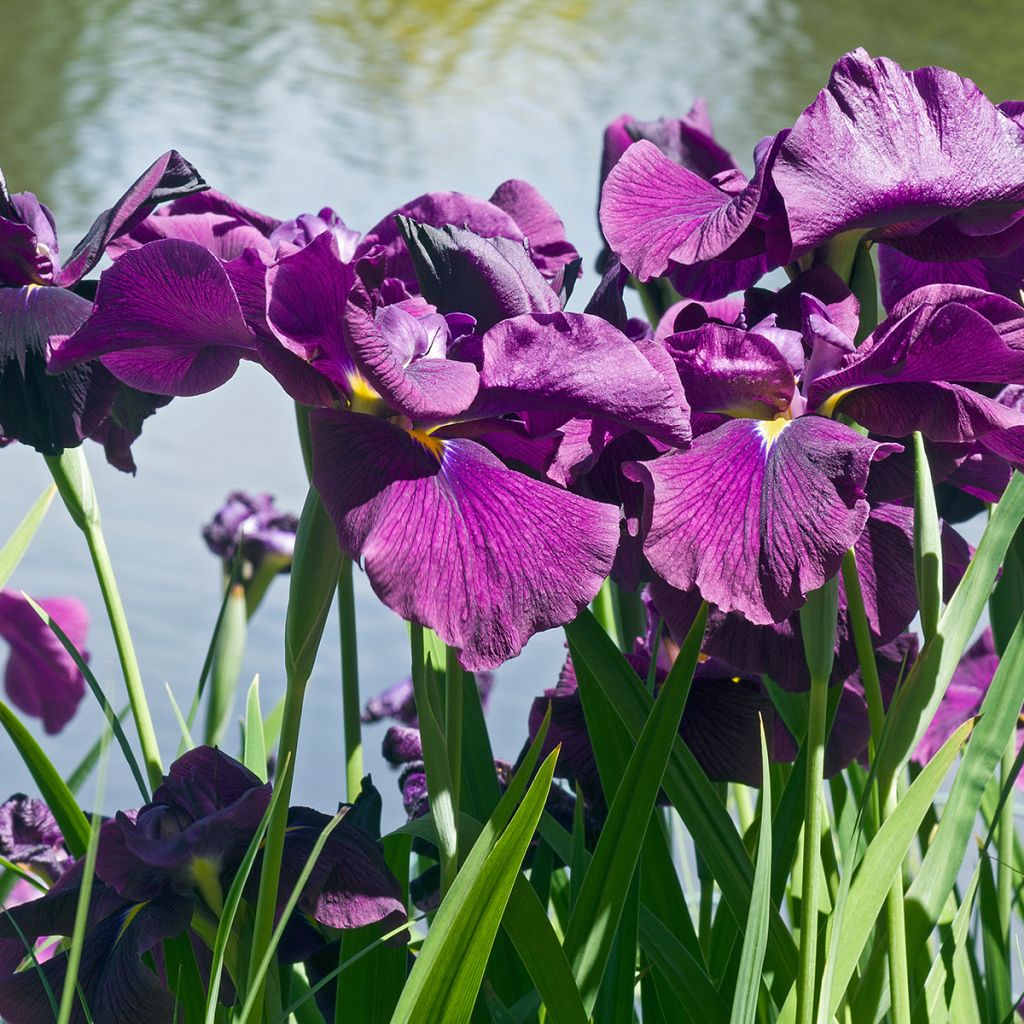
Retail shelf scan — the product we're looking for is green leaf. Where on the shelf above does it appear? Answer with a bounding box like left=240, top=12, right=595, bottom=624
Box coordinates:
left=778, top=718, right=973, bottom=1023
left=243, top=675, right=268, bottom=781
left=23, top=593, right=149, bottom=801
left=204, top=581, right=247, bottom=746
left=164, top=682, right=195, bottom=751
left=0, top=697, right=90, bottom=856
left=563, top=602, right=705, bottom=1012
left=388, top=748, right=559, bottom=1024
left=913, top=431, right=943, bottom=640
left=978, top=852, right=1012, bottom=1023
left=592, top=871, right=640, bottom=1023
left=0, top=485, right=55, bottom=588
left=730, top=718, right=772, bottom=1024
left=876, top=470, right=1024, bottom=784
left=564, top=609, right=799, bottom=989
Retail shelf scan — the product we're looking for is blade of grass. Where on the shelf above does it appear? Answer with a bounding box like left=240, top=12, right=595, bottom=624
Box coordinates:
left=0, top=485, right=55, bottom=588
left=243, top=675, right=268, bottom=782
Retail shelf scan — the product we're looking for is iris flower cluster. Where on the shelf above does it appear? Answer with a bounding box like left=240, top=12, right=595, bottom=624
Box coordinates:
left=3, top=47, right=1024, bottom=1016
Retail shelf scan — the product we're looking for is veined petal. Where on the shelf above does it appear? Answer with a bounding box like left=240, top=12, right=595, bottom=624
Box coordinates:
left=48, top=238, right=255, bottom=396
left=487, top=180, right=580, bottom=279
left=773, top=50, right=1024, bottom=260
left=629, top=416, right=897, bottom=624
left=310, top=411, right=619, bottom=669
left=474, top=311, right=689, bottom=445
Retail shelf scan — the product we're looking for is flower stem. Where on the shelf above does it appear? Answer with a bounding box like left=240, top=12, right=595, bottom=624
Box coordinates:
left=795, top=668, right=827, bottom=1024
left=338, top=557, right=362, bottom=801
left=45, top=448, right=163, bottom=791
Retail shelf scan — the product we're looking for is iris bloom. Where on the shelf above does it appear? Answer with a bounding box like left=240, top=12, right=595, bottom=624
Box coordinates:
left=601, top=50, right=1024, bottom=297
left=0, top=153, right=204, bottom=460
left=0, top=590, right=89, bottom=734
left=202, top=490, right=298, bottom=574
left=627, top=274, right=1024, bottom=626
left=0, top=748, right=405, bottom=1023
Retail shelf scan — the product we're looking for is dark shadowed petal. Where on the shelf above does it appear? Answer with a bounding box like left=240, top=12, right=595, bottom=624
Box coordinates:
left=663, top=322, right=795, bottom=418
left=600, top=139, right=766, bottom=281
left=0, top=193, right=58, bottom=286
left=474, top=311, right=689, bottom=445
left=0, top=796, right=68, bottom=877
left=88, top=385, right=172, bottom=475
left=629, top=416, right=898, bottom=624
left=311, top=411, right=620, bottom=669
left=343, top=282, right=480, bottom=421
left=487, top=180, right=580, bottom=279
left=0, top=591, right=88, bottom=735
left=773, top=50, right=1024, bottom=260
left=56, top=151, right=207, bottom=286
left=48, top=238, right=255, bottom=396
left=397, top=219, right=560, bottom=333
left=0, top=285, right=116, bottom=454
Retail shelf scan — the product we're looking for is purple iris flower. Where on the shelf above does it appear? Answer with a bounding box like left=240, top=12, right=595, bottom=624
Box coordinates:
left=601, top=50, right=1024, bottom=295
left=626, top=270, right=1024, bottom=627
left=202, top=490, right=298, bottom=573
left=0, top=794, right=72, bottom=883
left=0, top=153, right=205, bottom=460
left=301, top=219, right=688, bottom=669
left=0, top=748, right=405, bottom=1023
left=0, top=589, right=89, bottom=734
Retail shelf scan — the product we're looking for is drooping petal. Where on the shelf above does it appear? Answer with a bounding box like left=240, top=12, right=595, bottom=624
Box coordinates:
left=629, top=416, right=898, bottom=624
left=48, top=238, right=255, bottom=396
left=772, top=50, right=1024, bottom=261
left=600, top=139, right=766, bottom=281
left=56, top=151, right=207, bottom=286
left=473, top=311, right=689, bottom=445
left=88, top=384, right=172, bottom=475
left=310, top=411, right=620, bottom=669
left=0, top=285, right=116, bottom=454
left=663, top=322, right=795, bottom=418
left=0, top=591, right=88, bottom=735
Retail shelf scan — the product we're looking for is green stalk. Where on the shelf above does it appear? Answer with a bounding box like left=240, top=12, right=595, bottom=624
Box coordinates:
left=913, top=432, right=942, bottom=642
left=45, top=448, right=163, bottom=790
left=998, top=741, right=1015, bottom=950
left=591, top=579, right=622, bottom=649
left=338, top=557, right=362, bottom=800
left=445, top=644, right=463, bottom=833
left=796, top=576, right=840, bottom=1024
left=843, top=547, right=911, bottom=1024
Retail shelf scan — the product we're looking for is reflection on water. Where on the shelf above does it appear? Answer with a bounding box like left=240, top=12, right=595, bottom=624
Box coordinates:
left=1, top=0, right=1021, bottom=818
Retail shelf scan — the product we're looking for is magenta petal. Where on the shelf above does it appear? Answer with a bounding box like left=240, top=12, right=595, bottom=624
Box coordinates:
left=475, top=311, right=689, bottom=445
left=343, top=283, right=480, bottom=420
left=55, top=150, right=206, bottom=286
left=630, top=416, right=898, bottom=624
left=663, top=323, right=795, bottom=418
left=487, top=179, right=580, bottom=279
left=310, top=412, right=619, bottom=669
left=48, top=238, right=255, bottom=396
left=600, top=140, right=763, bottom=281
left=774, top=50, right=1024, bottom=260
left=876, top=245, right=1024, bottom=310
left=0, top=591, right=88, bottom=735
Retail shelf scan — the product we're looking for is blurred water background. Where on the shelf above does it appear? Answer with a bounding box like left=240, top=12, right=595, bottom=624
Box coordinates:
left=1, top=0, right=1022, bottom=826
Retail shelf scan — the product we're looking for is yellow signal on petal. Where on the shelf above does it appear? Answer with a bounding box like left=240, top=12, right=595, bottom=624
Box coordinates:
left=817, top=387, right=856, bottom=419
left=757, top=417, right=791, bottom=448
left=408, top=429, right=444, bottom=461
left=347, top=373, right=388, bottom=416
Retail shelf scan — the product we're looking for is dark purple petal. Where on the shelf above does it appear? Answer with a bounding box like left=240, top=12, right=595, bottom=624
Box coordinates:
left=310, top=411, right=620, bottom=669
left=487, top=180, right=580, bottom=279
left=48, top=238, right=255, bottom=396
left=629, top=416, right=898, bottom=624
left=0, top=796, right=69, bottom=877
left=88, top=385, right=172, bottom=475
left=474, top=311, right=690, bottom=445
left=663, top=323, right=795, bottom=418
left=0, top=195, right=58, bottom=286
left=397, top=219, right=560, bottom=333
left=382, top=724, right=423, bottom=763
left=0, top=591, right=88, bottom=735
left=0, top=285, right=116, bottom=454
left=202, top=491, right=297, bottom=568
left=600, top=139, right=765, bottom=281
left=343, top=282, right=480, bottom=421
left=773, top=50, right=1024, bottom=261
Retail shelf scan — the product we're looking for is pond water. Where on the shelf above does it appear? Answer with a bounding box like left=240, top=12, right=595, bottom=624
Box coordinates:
left=1, top=0, right=1021, bottom=825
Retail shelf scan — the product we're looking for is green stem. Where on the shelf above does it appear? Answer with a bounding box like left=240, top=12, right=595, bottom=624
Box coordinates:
left=244, top=686, right=303, bottom=1023
left=795, top=670, right=827, bottom=1024
left=46, top=449, right=163, bottom=790
left=445, top=644, right=463, bottom=837
left=882, top=783, right=912, bottom=1024
left=998, top=740, right=1015, bottom=950
left=338, top=558, right=362, bottom=801
left=591, top=579, right=622, bottom=650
